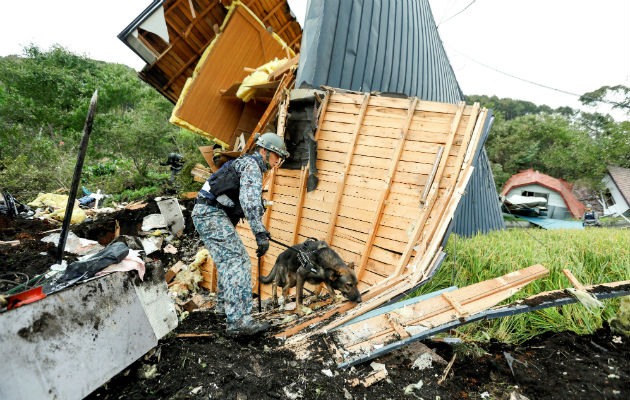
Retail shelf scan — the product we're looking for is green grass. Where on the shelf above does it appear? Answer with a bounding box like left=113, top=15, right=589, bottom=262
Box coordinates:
left=411, top=228, right=630, bottom=343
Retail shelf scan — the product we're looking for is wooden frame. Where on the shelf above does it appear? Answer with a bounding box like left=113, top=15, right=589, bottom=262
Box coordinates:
left=230, top=88, right=490, bottom=342
left=170, top=3, right=294, bottom=148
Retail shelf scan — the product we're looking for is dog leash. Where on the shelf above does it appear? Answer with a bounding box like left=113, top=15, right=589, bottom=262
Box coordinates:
left=268, top=237, right=319, bottom=273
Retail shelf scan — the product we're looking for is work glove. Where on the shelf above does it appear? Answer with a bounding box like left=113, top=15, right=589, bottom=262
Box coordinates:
left=255, top=230, right=271, bottom=257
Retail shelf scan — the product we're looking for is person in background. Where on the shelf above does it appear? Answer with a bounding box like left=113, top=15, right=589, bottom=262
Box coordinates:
left=582, top=203, right=601, bottom=227
left=191, top=132, right=289, bottom=337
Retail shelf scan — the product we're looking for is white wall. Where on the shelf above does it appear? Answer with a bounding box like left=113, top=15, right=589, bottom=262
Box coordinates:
left=601, top=174, right=630, bottom=216
left=506, top=184, right=567, bottom=208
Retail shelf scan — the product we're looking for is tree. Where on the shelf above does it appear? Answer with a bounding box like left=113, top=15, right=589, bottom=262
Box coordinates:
left=579, top=85, right=630, bottom=115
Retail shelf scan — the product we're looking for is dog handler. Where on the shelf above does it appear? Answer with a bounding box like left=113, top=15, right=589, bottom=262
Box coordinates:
left=192, top=132, right=289, bottom=337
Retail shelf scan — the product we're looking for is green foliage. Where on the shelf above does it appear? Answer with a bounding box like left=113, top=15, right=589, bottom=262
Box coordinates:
left=0, top=44, right=211, bottom=201
left=465, top=94, right=572, bottom=120
left=579, top=85, right=630, bottom=114
left=485, top=113, right=608, bottom=189
left=476, top=90, right=630, bottom=191
left=413, top=229, right=630, bottom=343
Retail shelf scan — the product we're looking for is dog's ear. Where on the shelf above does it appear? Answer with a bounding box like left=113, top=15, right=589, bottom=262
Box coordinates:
left=347, top=261, right=356, bottom=269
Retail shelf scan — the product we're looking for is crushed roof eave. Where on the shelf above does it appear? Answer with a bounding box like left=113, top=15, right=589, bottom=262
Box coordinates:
left=607, top=165, right=630, bottom=204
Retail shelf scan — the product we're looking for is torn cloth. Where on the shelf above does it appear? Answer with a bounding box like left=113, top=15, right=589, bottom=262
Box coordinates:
left=96, top=249, right=145, bottom=280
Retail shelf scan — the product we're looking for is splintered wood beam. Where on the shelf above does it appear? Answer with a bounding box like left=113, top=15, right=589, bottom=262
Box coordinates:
left=410, top=168, right=473, bottom=283
left=441, top=292, right=467, bottom=316
left=420, top=146, right=443, bottom=205
left=419, top=107, right=484, bottom=251
left=356, top=97, right=418, bottom=281
left=276, top=91, right=290, bottom=138
left=562, top=269, right=586, bottom=291
left=332, top=264, right=549, bottom=356
left=314, top=91, right=332, bottom=141
left=291, top=165, right=309, bottom=245
left=394, top=101, right=466, bottom=275
left=268, top=54, right=300, bottom=81
left=260, top=168, right=278, bottom=275
left=262, top=1, right=285, bottom=22
left=463, top=108, right=487, bottom=166
left=406, top=264, right=548, bottom=326
left=324, top=93, right=370, bottom=244
left=288, top=33, right=302, bottom=49
left=242, top=71, right=294, bottom=154
left=386, top=313, right=410, bottom=339
left=452, top=102, right=480, bottom=172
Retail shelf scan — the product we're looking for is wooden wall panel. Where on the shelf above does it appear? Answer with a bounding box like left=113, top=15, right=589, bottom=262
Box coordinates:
left=138, top=0, right=301, bottom=103
left=170, top=4, right=291, bottom=146
left=229, top=90, right=487, bottom=328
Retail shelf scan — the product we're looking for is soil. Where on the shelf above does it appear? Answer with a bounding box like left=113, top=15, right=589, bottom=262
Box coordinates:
left=84, top=313, right=629, bottom=400
left=2, top=203, right=629, bottom=400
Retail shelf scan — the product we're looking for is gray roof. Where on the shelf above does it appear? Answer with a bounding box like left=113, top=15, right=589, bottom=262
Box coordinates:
left=608, top=166, right=630, bottom=204
left=297, top=0, right=504, bottom=237
left=296, top=0, right=464, bottom=103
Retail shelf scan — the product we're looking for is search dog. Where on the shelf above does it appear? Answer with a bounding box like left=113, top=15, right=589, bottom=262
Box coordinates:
left=259, top=239, right=362, bottom=315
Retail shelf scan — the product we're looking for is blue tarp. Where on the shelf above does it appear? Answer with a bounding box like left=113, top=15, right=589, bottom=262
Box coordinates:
left=518, top=216, right=584, bottom=230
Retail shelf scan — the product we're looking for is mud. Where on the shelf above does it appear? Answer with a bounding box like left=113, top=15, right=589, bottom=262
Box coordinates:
left=85, top=312, right=629, bottom=400
left=2, top=203, right=629, bottom=399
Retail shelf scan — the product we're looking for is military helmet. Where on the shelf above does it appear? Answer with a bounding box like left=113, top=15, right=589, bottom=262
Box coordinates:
left=255, top=132, right=289, bottom=158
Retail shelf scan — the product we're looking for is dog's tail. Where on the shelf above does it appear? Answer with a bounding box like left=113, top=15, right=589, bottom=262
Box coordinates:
left=259, top=262, right=279, bottom=284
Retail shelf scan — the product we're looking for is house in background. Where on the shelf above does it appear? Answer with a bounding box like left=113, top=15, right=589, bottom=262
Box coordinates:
left=601, top=166, right=630, bottom=217
left=501, top=169, right=585, bottom=219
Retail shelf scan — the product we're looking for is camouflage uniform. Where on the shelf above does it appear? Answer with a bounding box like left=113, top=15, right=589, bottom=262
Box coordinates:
left=192, top=152, right=268, bottom=329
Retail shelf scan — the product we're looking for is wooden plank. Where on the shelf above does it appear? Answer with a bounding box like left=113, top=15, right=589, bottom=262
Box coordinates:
left=242, top=70, right=294, bottom=154
left=332, top=265, right=549, bottom=355
left=441, top=292, right=466, bottom=316
left=330, top=92, right=466, bottom=115
left=356, top=97, right=418, bottom=281
left=268, top=54, right=300, bottom=81
left=291, top=166, right=308, bottom=245
left=171, top=5, right=288, bottom=146
left=386, top=312, right=411, bottom=339
left=414, top=107, right=482, bottom=256
left=394, top=101, right=466, bottom=276
left=325, top=93, right=371, bottom=243
left=562, top=269, right=586, bottom=291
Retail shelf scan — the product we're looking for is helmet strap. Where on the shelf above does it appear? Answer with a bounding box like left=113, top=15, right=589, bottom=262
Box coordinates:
left=265, top=149, right=271, bottom=169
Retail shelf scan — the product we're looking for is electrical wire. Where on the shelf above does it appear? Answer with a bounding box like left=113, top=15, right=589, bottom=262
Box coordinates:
left=437, top=0, right=477, bottom=28
left=445, top=45, right=630, bottom=110
left=0, top=272, right=31, bottom=294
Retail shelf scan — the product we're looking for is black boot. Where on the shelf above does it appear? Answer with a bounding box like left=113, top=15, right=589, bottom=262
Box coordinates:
left=226, top=320, right=271, bottom=338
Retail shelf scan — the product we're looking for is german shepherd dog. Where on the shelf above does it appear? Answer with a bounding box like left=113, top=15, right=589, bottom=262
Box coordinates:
left=260, top=239, right=362, bottom=315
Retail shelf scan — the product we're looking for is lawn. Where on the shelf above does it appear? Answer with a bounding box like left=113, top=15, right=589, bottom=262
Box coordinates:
left=413, top=228, right=630, bottom=342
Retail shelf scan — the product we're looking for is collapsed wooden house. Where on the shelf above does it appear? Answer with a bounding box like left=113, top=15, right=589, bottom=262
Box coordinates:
left=119, top=0, right=509, bottom=343
left=115, top=0, right=630, bottom=368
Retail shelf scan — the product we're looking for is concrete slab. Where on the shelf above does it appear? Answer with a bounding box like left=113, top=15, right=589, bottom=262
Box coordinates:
left=0, top=271, right=177, bottom=400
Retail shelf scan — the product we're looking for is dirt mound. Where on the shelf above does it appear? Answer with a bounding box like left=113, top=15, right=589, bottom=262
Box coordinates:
left=87, top=311, right=629, bottom=400
left=2, top=200, right=628, bottom=399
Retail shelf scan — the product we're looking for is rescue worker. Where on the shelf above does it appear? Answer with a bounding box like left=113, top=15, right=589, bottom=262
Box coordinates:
left=582, top=203, right=600, bottom=227
left=192, top=132, right=289, bottom=337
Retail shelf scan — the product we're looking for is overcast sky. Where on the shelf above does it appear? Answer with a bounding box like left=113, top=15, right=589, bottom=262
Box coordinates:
left=1, top=0, right=628, bottom=118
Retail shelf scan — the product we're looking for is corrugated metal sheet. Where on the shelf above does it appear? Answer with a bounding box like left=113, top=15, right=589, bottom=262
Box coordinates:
left=297, top=0, right=463, bottom=103
left=296, top=0, right=504, bottom=237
